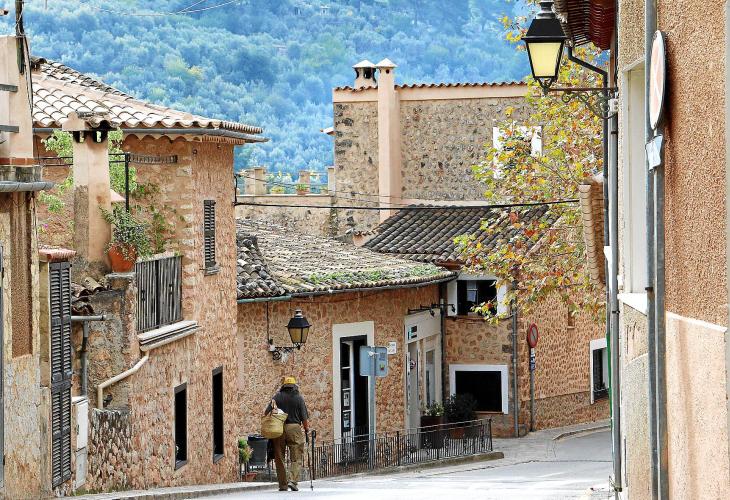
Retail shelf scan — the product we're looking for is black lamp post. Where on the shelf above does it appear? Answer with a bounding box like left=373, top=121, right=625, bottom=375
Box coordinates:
left=523, top=0, right=567, bottom=93
left=269, top=309, right=311, bottom=360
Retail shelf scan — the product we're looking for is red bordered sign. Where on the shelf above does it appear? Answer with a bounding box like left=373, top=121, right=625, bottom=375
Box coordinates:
left=649, top=31, right=667, bottom=131
left=527, top=323, right=539, bottom=349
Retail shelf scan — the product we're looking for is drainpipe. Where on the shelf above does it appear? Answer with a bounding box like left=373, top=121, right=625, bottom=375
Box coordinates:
left=511, top=298, right=519, bottom=437
left=97, top=355, right=149, bottom=409
left=608, top=8, right=623, bottom=495
left=567, top=48, right=623, bottom=492
left=71, top=314, right=108, bottom=397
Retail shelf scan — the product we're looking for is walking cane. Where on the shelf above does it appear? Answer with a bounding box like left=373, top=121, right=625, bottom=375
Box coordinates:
left=307, top=430, right=315, bottom=491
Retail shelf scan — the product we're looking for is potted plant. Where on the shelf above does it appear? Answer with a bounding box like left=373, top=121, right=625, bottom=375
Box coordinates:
left=295, top=183, right=309, bottom=195
left=238, top=438, right=256, bottom=481
left=101, top=205, right=151, bottom=273
left=421, top=402, right=446, bottom=449
left=444, top=394, right=478, bottom=438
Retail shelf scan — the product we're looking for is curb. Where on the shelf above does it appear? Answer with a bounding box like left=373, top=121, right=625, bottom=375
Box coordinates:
left=75, top=482, right=278, bottom=500
left=75, top=452, right=505, bottom=498
left=553, top=423, right=611, bottom=442
left=330, top=450, right=505, bottom=480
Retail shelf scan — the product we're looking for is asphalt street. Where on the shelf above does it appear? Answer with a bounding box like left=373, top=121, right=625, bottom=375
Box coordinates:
left=204, top=429, right=613, bottom=500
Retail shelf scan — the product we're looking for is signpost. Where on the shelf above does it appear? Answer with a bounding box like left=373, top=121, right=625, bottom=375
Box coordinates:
left=647, top=31, right=667, bottom=170
left=359, top=346, right=389, bottom=467
left=526, top=324, right=539, bottom=431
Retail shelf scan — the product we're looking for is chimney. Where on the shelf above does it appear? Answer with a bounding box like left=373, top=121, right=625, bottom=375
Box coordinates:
left=353, top=60, right=377, bottom=89
left=375, top=58, right=401, bottom=221
left=63, top=112, right=114, bottom=274
left=0, top=36, right=34, bottom=165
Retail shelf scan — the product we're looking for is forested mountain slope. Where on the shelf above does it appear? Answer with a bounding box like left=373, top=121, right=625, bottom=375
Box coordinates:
left=5, top=0, right=528, bottom=173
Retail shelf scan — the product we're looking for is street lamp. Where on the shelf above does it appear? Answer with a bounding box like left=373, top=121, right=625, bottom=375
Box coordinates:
left=269, top=309, right=311, bottom=360
left=523, top=1, right=567, bottom=93
left=286, top=309, right=311, bottom=346
left=522, top=0, right=616, bottom=119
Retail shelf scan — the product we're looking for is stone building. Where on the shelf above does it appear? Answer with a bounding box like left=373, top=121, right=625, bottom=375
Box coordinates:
left=26, top=57, right=266, bottom=493
left=0, top=35, right=55, bottom=500
left=235, top=219, right=455, bottom=442
left=365, top=205, right=609, bottom=437
left=236, top=59, right=530, bottom=237
left=555, top=0, right=730, bottom=497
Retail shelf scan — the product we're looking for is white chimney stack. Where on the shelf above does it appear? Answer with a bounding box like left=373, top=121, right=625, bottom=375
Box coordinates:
left=353, top=60, right=377, bottom=89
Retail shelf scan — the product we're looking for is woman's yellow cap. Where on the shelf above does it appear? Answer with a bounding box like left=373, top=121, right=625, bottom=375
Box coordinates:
left=282, top=376, right=297, bottom=385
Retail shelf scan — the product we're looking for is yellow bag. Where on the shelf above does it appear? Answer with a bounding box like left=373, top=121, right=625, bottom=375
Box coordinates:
left=261, top=399, right=288, bottom=439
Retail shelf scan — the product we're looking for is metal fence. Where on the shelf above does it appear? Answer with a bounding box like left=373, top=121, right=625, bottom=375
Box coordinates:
left=135, top=255, right=182, bottom=333
left=309, top=419, right=493, bottom=480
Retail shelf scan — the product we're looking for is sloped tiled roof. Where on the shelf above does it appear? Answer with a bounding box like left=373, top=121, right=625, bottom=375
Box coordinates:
left=236, top=232, right=286, bottom=299
left=364, top=205, right=550, bottom=264
left=236, top=219, right=455, bottom=299
left=31, top=57, right=264, bottom=135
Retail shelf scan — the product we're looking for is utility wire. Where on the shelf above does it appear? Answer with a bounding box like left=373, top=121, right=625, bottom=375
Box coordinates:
left=86, top=0, right=242, bottom=17
left=236, top=172, right=422, bottom=208
left=234, top=199, right=579, bottom=211
left=236, top=171, right=396, bottom=201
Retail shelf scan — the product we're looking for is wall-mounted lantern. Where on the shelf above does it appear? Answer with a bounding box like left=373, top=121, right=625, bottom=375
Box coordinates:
left=523, top=0, right=617, bottom=119
left=269, top=309, right=311, bottom=360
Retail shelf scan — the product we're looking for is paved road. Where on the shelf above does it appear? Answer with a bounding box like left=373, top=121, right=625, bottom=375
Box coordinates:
left=205, top=429, right=613, bottom=500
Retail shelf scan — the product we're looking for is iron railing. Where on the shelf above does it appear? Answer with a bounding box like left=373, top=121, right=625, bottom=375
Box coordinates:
left=135, top=255, right=182, bottom=333
left=309, top=419, right=492, bottom=480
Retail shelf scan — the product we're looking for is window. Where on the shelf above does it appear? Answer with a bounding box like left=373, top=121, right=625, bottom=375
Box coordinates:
left=136, top=255, right=182, bottom=333
left=590, top=339, right=609, bottom=403
left=174, top=383, right=188, bottom=469
left=622, top=65, right=648, bottom=293
left=212, top=367, right=224, bottom=461
left=456, top=280, right=497, bottom=316
left=449, top=364, right=509, bottom=414
left=49, top=261, right=72, bottom=487
left=203, top=200, right=217, bottom=271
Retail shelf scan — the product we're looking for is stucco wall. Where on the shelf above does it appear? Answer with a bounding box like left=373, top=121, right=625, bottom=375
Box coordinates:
left=236, top=285, right=440, bottom=442
left=0, top=193, right=49, bottom=499
left=657, top=0, right=727, bottom=325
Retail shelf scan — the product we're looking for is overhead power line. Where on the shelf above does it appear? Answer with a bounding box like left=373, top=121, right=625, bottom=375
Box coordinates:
left=86, top=0, right=242, bottom=17
left=234, top=199, right=579, bottom=211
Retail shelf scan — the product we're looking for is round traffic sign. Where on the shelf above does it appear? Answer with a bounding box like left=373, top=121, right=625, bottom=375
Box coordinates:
left=527, top=323, right=539, bottom=348
left=649, top=31, right=667, bottom=130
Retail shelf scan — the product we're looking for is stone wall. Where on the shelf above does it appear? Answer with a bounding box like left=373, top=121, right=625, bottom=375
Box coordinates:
left=236, top=285, right=440, bottom=442
left=235, top=194, right=339, bottom=237
left=399, top=97, right=528, bottom=201
left=0, top=192, right=49, bottom=499
left=81, top=139, right=240, bottom=491
left=444, top=293, right=608, bottom=438
left=87, top=408, right=133, bottom=492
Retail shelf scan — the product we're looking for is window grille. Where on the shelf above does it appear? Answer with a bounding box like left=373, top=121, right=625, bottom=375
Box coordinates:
left=49, top=261, right=72, bottom=487
left=136, top=255, right=183, bottom=333
left=203, top=200, right=216, bottom=270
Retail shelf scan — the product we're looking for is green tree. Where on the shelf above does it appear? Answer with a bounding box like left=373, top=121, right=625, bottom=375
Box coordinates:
left=456, top=11, right=605, bottom=319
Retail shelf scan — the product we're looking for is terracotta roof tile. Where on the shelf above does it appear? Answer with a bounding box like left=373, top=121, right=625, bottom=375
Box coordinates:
left=236, top=219, right=455, bottom=298
left=364, top=205, right=551, bottom=264
left=334, top=81, right=526, bottom=92
left=31, top=57, right=264, bottom=135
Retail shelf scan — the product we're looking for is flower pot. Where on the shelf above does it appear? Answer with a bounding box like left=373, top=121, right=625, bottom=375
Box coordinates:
left=449, top=426, right=465, bottom=439
left=420, top=415, right=447, bottom=449
left=296, top=189, right=307, bottom=196
left=243, top=472, right=257, bottom=482
left=108, top=244, right=137, bottom=273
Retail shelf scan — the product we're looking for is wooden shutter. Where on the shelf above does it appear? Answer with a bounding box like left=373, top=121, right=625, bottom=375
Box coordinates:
left=203, top=200, right=216, bottom=269
left=49, top=261, right=72, bottom=487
